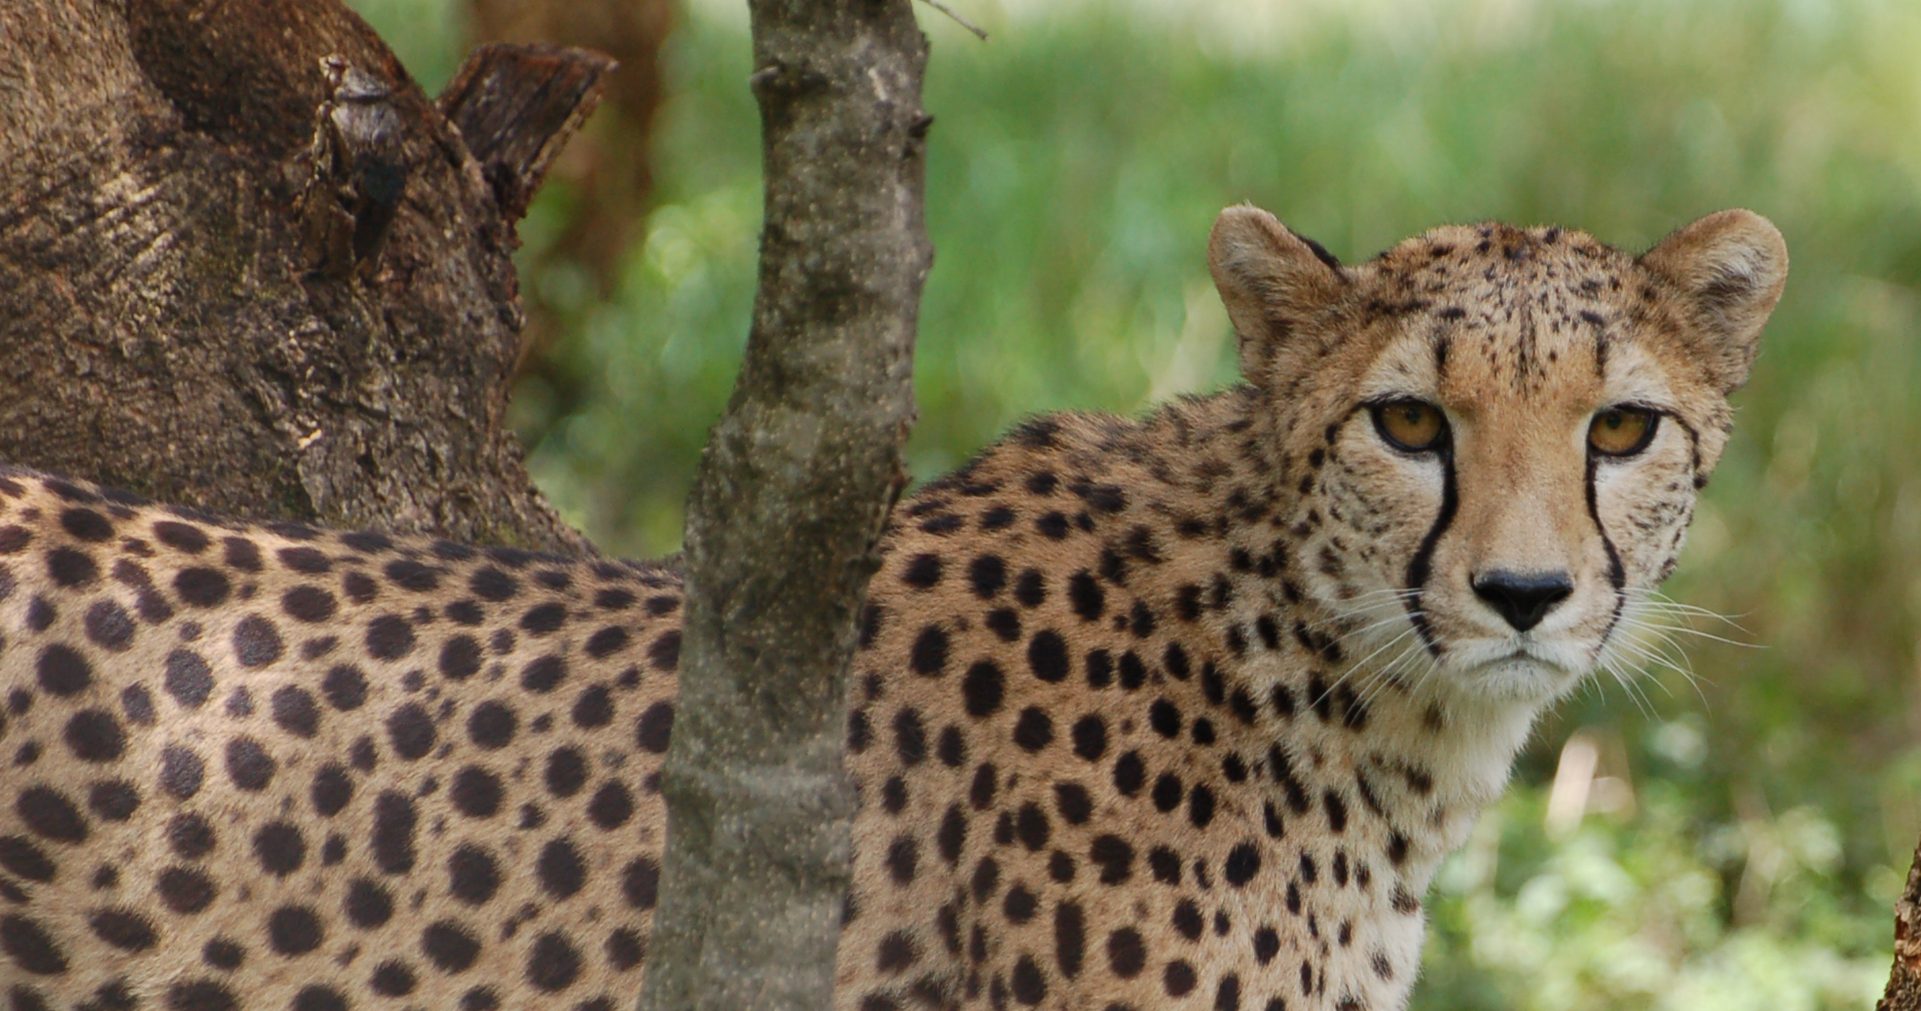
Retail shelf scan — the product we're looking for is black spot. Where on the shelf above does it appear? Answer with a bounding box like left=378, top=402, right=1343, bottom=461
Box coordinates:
left=268, top=905, right=324, bottom=955
left=253, top=822, right=306, bottom=876
left=1026, top=630, right=1068, bottom=682
left=1054, top=782, right=1092, bottom=824
left=165, top=980, right=238, bottom=1010
left=370, top=960, right=416, bottom=996
left=203, top=936, right=245, bottom=969
left=225, top=737, right=275, bottom=791
left=387, top=702, right=437, bottom=760
left=86, top=908, right=157, bottom=952
left=1011, top=954, right=1047, bottom=1004
left=154, top=520, right=211, bottom=553
left=519, top=603, right=567, bottom=636
left=585, top=626, right=630, bottom=658
left=1012, top=707, right=1053, bottom=751
left=291, top=986, right=348, bottom=1011
left=545, top=747, right=589, bottom=798
left=365, top=615, right=416, bottom=661
left=1112, top=751, right=1145, bottom=796
left=1089, top=835, right=1134, bottom=884
left=232, top=615, right=283, bottom=667
left=1172, top=900, right=1203, bottom=940
left=167, top=814, right=216, bottom=859
left=422, top=921, right=482, bottom=973
left=1253, top=926, right=1280, bottom=964
left=647, top=631, right=680, bottom=671
left=537, top=838, right=587, bottom=899
left=1106, top=927, right=1145, bottom=978
left=271, top=687, right=321, bottom=738
left=1015, top=802, right=1051, bottom=850
left=470, top=567, right=518, bottom=601
left=37, top=644, right=92, bottom=696
left=526, top=932, right=582, bottom=992
left=622, top=857, right=660, bottom=909
left=310, top=764, right=353, bottom=817
left=967, top=555, right=1006, bottom=598
left=1164, top=959, right=1198, bottom=997
left=1003, top=884, right=1037, bottom=922
left=885, top=835, right=918, bottom=884
left=173, top=567, right=231, bottom=608
left=447, top=845, right=501, bottom=906
left=371, top=790, right=418, bottom=872
left=1070, top=715, right=1107, bottom=760
left=961, top=660, right=1004, bottom=717
left=1013, top=569, right=1046, bottom=607
left=635, top=702, right=674, bottom=753
left=901, top=553, right=942, bottom=589
left=47, top=547, right=99, bottom=587
left=155, top=867, right=216, bottom=914
left=440, top=636, right=483, bottom=680
left=1152, top=773, right=1183, bottom=812
left=450, top=766, right=502, bottom=818
left=344, top=877, right=395, bottom=928
left=520, top=654, right=567, bottom=693
left=1189, top=784, right=1216, bottom=828
left=63, top=708, right=125, bottom=762
left=87, top=780, right=140, bottom=821
left=159, top=746, right=205, bottom=800
left=83, top=600, right=134, bottom=651
left=281, top=585, right=337, bottom=623
left=1149, top=698, right=1181, bottom=738
left=587, top=781, right=635, bottom=830
left=321, top=664, right=368, bottom=710
left=910, top=625, right=949, bottom=676
left=1067, top=571, right=1103, bottom=620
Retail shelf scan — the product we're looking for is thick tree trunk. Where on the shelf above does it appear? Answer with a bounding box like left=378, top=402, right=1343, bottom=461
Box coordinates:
left=0, top=0, right=607, bottom=552
left=636, top=1, right=931, bottom=1008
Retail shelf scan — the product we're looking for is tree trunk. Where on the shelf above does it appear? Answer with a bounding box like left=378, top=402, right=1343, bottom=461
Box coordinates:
left=636, top=1, right=931, bottom=1008
left=1881, top=839, right=1921, bottom=1010
left=0, top=0, right=608, bottom=553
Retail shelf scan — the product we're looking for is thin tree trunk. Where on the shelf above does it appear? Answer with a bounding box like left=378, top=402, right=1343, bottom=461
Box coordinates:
left=0, top=1, right=608, bottom=552
left=637, top=1, right=932, bottom=1007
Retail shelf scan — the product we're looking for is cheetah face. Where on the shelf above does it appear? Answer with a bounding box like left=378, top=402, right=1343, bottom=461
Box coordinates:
left=1211, top=205, right=1786, bottom=705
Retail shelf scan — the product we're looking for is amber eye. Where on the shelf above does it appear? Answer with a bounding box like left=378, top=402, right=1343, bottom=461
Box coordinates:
left=1370, top=399, right=1448, bottom=453
left=1588, top=405, right=1660, bottom=457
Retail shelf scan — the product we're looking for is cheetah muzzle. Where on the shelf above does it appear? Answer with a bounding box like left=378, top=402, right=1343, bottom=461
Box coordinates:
left=0, top=205, right=1785, bottom=1010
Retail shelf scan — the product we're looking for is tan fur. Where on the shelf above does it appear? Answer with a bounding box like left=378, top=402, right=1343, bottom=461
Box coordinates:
left=0, top=206, right=1782, bottom=1009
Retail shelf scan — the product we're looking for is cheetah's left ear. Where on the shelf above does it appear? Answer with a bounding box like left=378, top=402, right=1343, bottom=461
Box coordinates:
left=1637, top=209, right=1788, bottom=394
left=1209, top=204, right=1349, bottom=382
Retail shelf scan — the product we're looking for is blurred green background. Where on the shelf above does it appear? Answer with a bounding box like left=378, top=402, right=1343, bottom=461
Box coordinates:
left=355, top=0, right=1919, bottom=1006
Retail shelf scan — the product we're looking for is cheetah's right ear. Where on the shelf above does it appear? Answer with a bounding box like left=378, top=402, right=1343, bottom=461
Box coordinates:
left=1208, top=204, right=1349, bottom=381
left=1637, top=209, right=1788, bottom=394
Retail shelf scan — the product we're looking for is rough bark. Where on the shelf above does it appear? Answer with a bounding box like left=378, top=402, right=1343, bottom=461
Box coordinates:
left=467, top=0, right=672, bottom=290
left=1882, top=838, right=1921, bottom=1010
left=0, top=1, right=607, bottom=552
left=637, top=1, right=932, bottom=1008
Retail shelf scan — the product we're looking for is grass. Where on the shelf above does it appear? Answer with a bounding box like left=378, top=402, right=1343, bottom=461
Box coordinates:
left=352, top=0, right=1921, bottom=1004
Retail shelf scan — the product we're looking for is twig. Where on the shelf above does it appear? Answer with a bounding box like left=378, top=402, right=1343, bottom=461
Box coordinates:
left=917, top=0, right=987, bottom=40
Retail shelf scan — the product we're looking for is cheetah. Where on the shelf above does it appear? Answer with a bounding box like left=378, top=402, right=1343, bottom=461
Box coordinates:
left=0, top=204, right=1786, bottom=1010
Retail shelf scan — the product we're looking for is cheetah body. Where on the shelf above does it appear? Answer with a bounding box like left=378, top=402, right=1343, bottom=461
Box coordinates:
left=0, top=206, right=1786, bottom=1010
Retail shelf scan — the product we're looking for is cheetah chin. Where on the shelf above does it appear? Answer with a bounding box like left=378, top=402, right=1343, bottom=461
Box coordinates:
left=0, top=203, right=1783, bottom=1010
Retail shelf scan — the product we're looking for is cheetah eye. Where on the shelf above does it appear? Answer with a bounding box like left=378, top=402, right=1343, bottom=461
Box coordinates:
left=1587, top=405, right=1661, bottom=457
left=1369, top=399, right=1448, bottom=454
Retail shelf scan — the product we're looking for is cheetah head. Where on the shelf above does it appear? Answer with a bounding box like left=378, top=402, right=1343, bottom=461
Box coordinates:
left=1210, top=205, right=1786, bottom=705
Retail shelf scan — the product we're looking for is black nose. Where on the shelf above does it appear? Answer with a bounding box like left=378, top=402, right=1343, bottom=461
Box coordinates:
left=1471, top=570, right=1573, bottom=632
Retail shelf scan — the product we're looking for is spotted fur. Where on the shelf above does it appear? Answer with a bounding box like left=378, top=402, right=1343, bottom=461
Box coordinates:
left=0, top=206, right=1784, bottom=1009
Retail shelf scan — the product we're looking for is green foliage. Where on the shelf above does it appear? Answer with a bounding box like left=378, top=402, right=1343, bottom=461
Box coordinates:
left=353, top=0, right=1918, bottom=1003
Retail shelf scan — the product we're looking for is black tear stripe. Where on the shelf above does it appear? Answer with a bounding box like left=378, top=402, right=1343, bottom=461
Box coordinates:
left=1402, top=439, right=1458, bottom=658
left=1666, top=415, right=1706, bottom=488
left=1585, top=453, right=1628, bottom=650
